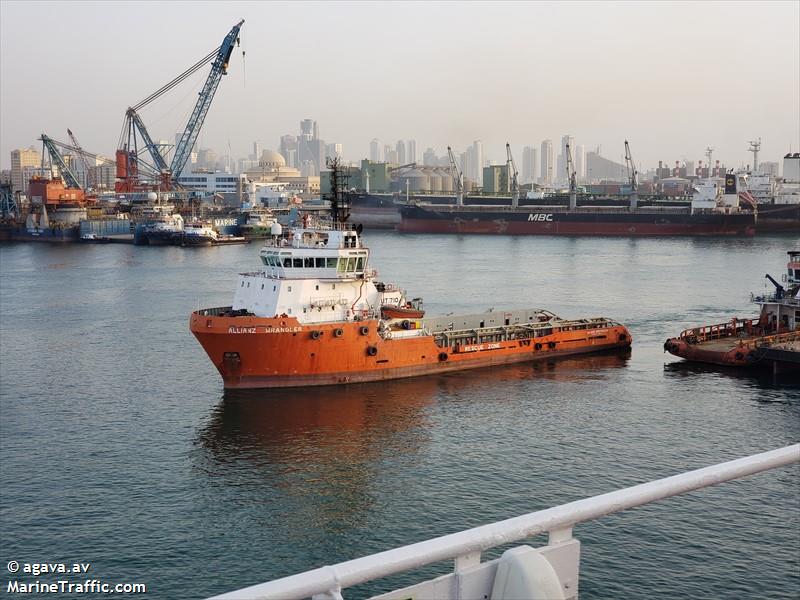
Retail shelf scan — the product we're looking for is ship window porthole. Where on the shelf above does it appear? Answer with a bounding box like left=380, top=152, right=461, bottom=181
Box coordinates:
left=241, top=281, right=244, bottom=287
left=288, top=286, right=292, bottom=292
left=247, top=282, right=250, bottom=288
left=261, top=284, right=264, bottom=290
left=315, top=285, right=319, bottom=290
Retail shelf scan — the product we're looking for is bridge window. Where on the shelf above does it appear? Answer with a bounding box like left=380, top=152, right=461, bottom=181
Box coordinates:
left=327, top=258, right=337, bottom=268
left=304, top=257, right=314, bottom=268
left=293, top=258, right=303, bottom=268
left=356, top=257, right=364, bottom=271
left=282, top=257, right=292, bottom=267
left=337, top=258, right=346, bottom=273
left=315, top=258, right=325, bottom=268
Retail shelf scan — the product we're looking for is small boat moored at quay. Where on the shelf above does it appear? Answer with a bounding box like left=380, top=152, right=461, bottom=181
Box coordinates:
left=190, top=214, right=632, bottom=389
left=664, top=250, right=800, bottom=373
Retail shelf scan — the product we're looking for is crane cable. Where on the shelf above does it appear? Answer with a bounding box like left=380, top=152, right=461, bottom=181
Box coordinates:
left=131, top=46, right=220, bottom=111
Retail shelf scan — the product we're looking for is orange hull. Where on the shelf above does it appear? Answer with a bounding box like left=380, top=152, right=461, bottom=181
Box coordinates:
left=664, top=337, right=756, bottom=367
left=190, top=310, right=632, bottom=389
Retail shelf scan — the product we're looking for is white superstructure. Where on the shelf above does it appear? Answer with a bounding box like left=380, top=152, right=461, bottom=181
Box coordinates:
left=232, top=220, right=405, bottom=323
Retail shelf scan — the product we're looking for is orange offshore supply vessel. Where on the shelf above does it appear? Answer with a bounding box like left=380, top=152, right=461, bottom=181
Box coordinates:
left=190, top=218, right=632, bottom=388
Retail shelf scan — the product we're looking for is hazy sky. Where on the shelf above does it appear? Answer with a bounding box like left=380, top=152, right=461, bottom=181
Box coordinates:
left=1, top=1, right=798, bottom=170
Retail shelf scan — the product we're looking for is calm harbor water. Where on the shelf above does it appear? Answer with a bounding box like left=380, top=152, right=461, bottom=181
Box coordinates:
left=1, top=232, right=798, bottom=599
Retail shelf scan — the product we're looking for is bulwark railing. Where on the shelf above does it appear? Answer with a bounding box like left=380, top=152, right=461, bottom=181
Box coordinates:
left=207, top=444, right=799, bottom=600
left=679, top=318, right=756, bottom=342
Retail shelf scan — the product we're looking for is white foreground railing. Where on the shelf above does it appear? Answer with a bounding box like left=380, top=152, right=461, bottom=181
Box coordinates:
left=209, top=444, right=799, bottom=600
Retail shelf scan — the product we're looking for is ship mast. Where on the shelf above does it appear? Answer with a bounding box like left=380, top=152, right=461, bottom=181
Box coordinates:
left=325, top=156, right=350, bottom=225
left=747, top=138, right=761, bottom=174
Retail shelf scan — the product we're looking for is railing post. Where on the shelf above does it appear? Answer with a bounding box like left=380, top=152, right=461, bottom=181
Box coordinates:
left=454, top=552, right=481, bottom=600
left=548, top=527, right=573, bottom=545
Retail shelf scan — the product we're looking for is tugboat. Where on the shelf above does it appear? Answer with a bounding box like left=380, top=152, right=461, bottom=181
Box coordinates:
left=189, top=160, right=632, bottom=389
left=141, top=213, right=184, bottom=246
left=664, top=251, right=800, bottom=371
left=239, top=207, right=278, bottom=240
left=179, top=219, right=218, bottom=247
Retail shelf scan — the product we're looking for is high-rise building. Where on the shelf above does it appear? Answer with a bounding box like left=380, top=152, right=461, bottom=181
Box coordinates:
left=558, top=135, right=575, bottom=183
left=575, top=144, right=586, bottom=181
left=369, top=139, right=382, bottom=162
left=472, top=140, right=483, bottom=185
left=10, top=148, right=41, bottom=194
left=326, top=143, right=343, bottom=160
left=384, top=145, right=398, bottom=164
left=396, top=140, right=406, bottom=165
left=540, top=140, right=554, bottom=184
left=280, top=135, right=298, bottom=168
left=522, top=146, right=539, bottom=184
left=423, top=147, right=437, bottom=166
left=759, top=161, right=779, bottom=177
left=252, top=142, right=262, bottom=162
left=299, top=119, right=315, bottom=140
left=406, top=139, right=417, bottom=164
left=287, top=119, right=325, bottom=174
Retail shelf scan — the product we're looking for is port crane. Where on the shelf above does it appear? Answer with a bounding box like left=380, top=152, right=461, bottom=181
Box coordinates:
left=505, top=142, right=520, bottom=207
left=40, top=134, right=83, bottom=191
left=116, top=19, right=245, bottom=193
left=447, top=146, right=464, bottom=206
left=624, top=139, right=639, bottom=210
left=67, top=129, right=94, bottom=190
left=565, top=143, right=578, bottom=210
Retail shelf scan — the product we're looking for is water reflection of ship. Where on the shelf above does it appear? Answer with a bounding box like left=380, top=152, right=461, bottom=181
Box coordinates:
left=663, top=359, right=800, bottom=389
left=199, top=350, right=632, bottom=456
left=194, top=351, right=629, bottom=533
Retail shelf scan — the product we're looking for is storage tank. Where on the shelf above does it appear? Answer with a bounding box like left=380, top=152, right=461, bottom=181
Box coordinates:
left=398, top=169, right=430, bottom=193
left=437, top=168, right=453, bottom=193
left=428, top=170, right=442, bottom=193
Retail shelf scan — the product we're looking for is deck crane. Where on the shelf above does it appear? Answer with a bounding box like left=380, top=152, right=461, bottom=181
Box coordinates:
left=67, top=129, right=94, bottom=190
left=505, top=142, right=520, bottom=207
left=447, top=146, right=464, bottom=206
left=565, top=143, right=578, bottom=210
left=40, top=134, right=83, bottom=191
left=624, top=139, right=639, bottom=210
left=116, top=19, right=244, bottom=193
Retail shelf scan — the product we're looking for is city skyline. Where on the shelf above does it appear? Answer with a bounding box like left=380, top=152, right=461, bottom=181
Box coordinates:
left=1, top=1, right=797, bottom=172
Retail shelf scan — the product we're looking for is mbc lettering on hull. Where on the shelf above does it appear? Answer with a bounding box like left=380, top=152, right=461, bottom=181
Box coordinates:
left=528, top=214, right=554, bottom=222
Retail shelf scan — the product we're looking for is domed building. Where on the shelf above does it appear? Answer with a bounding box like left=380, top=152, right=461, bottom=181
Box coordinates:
left=243, top=150, right=320, bottom=199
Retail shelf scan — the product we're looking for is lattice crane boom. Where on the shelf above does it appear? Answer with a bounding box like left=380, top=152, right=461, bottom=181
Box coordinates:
left=170, top=19, right=244, bottom=177
left=40, top=134, right=82, bottom=190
